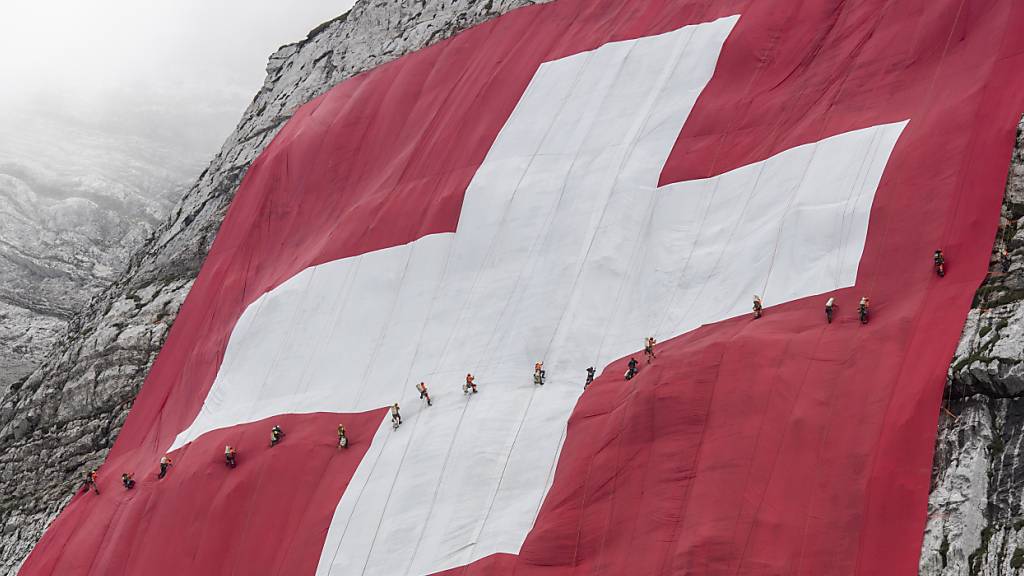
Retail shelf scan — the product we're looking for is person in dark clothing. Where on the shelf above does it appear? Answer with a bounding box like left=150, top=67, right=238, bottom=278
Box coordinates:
left=585, top=366, right=595, bottom=388
left=337, top=424, right=349, bottom=449
left=1001, top=249, right=1012, bottom=273
left=225, top=445, right=237, bottom=468
left=934, top=249, right=945, bottom=277
left=83, top=469, right=100, bottom=495
left=270, top=425, right=284, bottom=447
left=753, top=296, right=763, bottom=319
left=825, top=297, right=835, bottom=324
left=122, top=473, right=135, bottom=490
left=625, top=357, right=639, bottom=380
left=158, top=455, right=172, bottom=479
left=858, top=297, right=870, bottom=325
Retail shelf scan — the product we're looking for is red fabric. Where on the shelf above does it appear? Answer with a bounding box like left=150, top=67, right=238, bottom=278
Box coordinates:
left=20, top=0, right=1024, bottom=574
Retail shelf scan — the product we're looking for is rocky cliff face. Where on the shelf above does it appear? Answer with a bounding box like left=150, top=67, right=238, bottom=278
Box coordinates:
left=0, top=115, right=194, bottom=397
left=0, top=1, right=1018, bottom=574
left=0, top=0, right=546, bottom=572
left=920, top=119, right=1024, bottom=576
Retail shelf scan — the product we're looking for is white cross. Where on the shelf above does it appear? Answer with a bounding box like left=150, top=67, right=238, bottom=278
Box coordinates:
left=168, top=16, right=905, bottom=576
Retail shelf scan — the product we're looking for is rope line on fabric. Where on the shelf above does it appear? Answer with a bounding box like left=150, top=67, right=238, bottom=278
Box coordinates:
left=241, top=79, right=359, bottom=416
left=650, top=12, right=785, bottom=343
left=323, top=412, right=393, bottom=574
left=723, top=3, right=901, bottom=570
left=588, top=383, right=646, bottom=575
left=423, top=38, right=592, bottom=385
left=344, top=6, right=511, bottom=409
left=82, top=495, right=130, bottom=575
left=539, top=17, right=714, bottom=570
left=544, top=14, right=700, bottom=376
left=356, top=405, right=434, bottom=575
left=288, top=257, right=363, bottom=412
left=564, top=8, right=724, bottom=568
left=730, top=324, right=830, bottom=575
left=654, top=329, right=734, bottom=576
left=849, top=0, right=970, bottom=570
left=645, top=4, right=849, bottom=569
left=344, top=26, right=598, bottom=569
left=832, top=129, right=886, bottom=289
left=150, top=242, right=267, bottom=573
left=465, top=22, right=709, bottom=563
left=114, top=489, right=158, bottom=571
left=460, top=20, right=668, bottom=558
left=226, top=192, right=295, bottom=576
left=271, top=443, right=344, bottom=576
left=792, top=332, right=869, bottom=575
left=344, top=22, right=595, bottom=574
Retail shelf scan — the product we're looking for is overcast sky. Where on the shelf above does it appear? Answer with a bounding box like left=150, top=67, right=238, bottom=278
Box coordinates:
left=0, top=0, right=355, bottom=156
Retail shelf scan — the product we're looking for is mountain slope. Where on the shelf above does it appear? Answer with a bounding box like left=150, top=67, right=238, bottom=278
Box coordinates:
left=0, top=1, right=545, bottom=572
left=5, top=0, right=1024, bottom=574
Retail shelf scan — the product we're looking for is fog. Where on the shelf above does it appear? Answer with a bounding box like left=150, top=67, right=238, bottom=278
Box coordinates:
left=0, top=0, right=355, bottom=158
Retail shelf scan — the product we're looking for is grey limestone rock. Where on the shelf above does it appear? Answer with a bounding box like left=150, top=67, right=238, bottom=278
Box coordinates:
left=0, top=0, right=546, bottom=572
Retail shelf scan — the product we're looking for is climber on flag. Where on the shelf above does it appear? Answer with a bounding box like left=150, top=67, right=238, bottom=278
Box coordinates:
left=337, top=424, right=348, bottom=449
left=270, top=425, right=284, bottom=447
left=391, top=403, right=402, bottom=429
left=625, top=357, right=639, bottom=380
left=158, top=455, right=172, bottom=479
left=82, top=469, right=99, bottom=495
left=416, top=382, right=432, bottom=406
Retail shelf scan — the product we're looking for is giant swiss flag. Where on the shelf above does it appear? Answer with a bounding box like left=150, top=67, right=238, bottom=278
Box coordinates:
left=20, top=0, right=1024, bottom=575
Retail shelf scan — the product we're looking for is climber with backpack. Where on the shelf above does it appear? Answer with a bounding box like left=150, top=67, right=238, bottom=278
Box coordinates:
left=122, top=473, right=135, bottom=490
left=625, top=357, right=639, bottom=380
left=825, top=297, right=835, bottom=324
left=585, top=366, right=595, bottom=388
left=337, top=424, right=349, bottom=449
left=534, top=362, right=545, bottom=386
left=224, top=445, right=237, bottom=468
left=270, top=425, right=284, bottom=447
left=753, top=295, right=763, bottom=319
left=82, top=469, right=99, bottom=495
left=391, top=403, right=402, bottom=430
left=158, top=455, right=172, bottom=479
left=416, top=382, right=432, bottom=406
left=859, top=297, right=870, bottom=325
